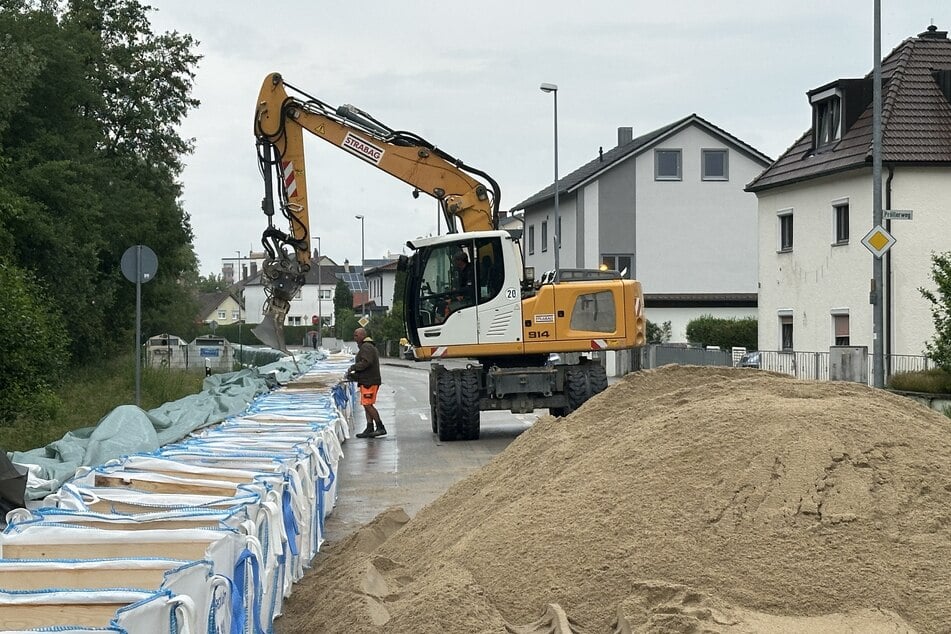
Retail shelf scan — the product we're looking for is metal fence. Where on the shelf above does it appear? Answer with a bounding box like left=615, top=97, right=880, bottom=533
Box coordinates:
left=638, top=344, right=932, bottom=386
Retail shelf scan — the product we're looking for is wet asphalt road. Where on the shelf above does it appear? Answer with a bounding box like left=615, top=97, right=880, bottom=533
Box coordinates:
left=322, top=362, right=536, bottom=543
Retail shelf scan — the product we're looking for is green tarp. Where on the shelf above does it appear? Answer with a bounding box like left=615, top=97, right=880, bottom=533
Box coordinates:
left=9, top=352, right=323, bottom=500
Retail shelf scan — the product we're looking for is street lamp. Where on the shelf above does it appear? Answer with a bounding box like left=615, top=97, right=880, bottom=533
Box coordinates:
left=355, top=214, right=365, bottom=319
left=313, top=235, right=322, bottom=347
left=540, top=82, right=559, bottom=276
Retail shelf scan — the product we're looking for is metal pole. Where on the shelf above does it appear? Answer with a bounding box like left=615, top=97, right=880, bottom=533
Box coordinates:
left=316, top=236, right=322, bottom=346
left=540, top=83, right=560, bottom=276
left=135, top=245, right=142, bottom=407
left=355, top=215, right=366, bottom=318
left=872, top=0, right=885, bottom=388
left=553, top=88, right=560, bottom=276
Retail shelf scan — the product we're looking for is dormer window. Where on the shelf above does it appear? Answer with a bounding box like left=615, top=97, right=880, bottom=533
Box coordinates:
left=809, top=85, right=843, bottom=150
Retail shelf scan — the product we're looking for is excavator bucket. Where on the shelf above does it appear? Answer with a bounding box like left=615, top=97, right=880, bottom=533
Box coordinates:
left=252, top=315, right=288, bottom=353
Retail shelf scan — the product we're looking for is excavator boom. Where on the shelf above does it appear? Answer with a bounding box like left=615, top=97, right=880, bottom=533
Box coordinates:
left=251, top=72, right=500, bottom=350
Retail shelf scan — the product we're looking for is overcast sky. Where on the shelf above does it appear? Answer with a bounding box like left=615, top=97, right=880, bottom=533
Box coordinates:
left=146, top=1, right=947, bottom=276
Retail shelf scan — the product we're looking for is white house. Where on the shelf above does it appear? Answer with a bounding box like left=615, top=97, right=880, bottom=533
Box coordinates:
left=365, top=259, right=400, bottom=312
left=514, top=116, right=771, bottom=342
left=243, top=255, right=337, bottom=328
left=746, top=24, right=951, bottom=361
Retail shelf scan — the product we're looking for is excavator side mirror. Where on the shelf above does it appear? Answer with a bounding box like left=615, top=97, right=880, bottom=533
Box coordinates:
left=397, top=255, right=409, bottom=272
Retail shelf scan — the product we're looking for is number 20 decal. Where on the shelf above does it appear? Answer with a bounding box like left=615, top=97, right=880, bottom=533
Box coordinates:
left=505, top=288, right=518, bottom=299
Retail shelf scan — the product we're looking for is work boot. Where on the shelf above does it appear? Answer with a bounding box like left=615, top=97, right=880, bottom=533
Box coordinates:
left=355, top=424, right=375, bottom=438
left=370, top=424, right=387, bottom=437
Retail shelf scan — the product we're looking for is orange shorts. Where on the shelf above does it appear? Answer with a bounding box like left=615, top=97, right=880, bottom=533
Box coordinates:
left=359, top=384, right=379, bottom=406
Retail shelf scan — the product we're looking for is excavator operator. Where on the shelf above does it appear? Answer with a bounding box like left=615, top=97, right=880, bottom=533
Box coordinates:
left=447, top=250, right=475, bottom=314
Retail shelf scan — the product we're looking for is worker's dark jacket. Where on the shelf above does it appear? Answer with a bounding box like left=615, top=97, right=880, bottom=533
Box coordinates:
left=349, top=339, right=381, bottom=386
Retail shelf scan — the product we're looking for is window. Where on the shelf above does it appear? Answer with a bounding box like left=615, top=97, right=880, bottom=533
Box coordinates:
left=833, top=313, right=850, bottom=346
left=778, top=210, right=793, bottom=252
left=528, top=224, right=535, bottom=255
left=600, top=254, right=633, bottom=279
left=814, top=96, right=841, bottom=148
left=701, top=149, right=729, bottom=180
left=833, top=202, right=849, bottom=244
left=319, top=289, right=332, bottom=299
left=217, top=310, right=226, bottom=319
left=780, top=314, right=794, bottom=351
left=570, top=291, right=616, bottom=333
left=655, top=149, right=682, bottom=180
left=541, top=221, right=548, bottom=252
left=231, top=310, right=240, bottom=320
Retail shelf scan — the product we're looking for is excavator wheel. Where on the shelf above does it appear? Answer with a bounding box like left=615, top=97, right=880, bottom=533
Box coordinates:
left=434, top=367, right=481, bottom=441
left=588, top=363, right=608, bottom=395
left=429, top=368, right=439, bottom=433
left=551, top=363, right=608, bottom=417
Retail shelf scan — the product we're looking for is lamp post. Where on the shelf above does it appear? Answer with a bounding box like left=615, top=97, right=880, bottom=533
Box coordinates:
left=313, top=235, right=322, bottom=347
left=355, top=214, right=366, bottom=319
left=540, top=82, right=560, bottom=276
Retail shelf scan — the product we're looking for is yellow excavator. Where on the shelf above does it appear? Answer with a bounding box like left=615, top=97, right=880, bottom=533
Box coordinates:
left=252, top=72, right=645, bottom=440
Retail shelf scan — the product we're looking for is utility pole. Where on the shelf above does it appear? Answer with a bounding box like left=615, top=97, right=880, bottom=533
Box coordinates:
left=872, top=0, right=885, bottom=388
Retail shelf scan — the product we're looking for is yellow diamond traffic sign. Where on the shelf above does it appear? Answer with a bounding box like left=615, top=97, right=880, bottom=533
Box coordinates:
left=861, top=225, right=895, bottom=258
left=358, top=316, right=370, bottom=327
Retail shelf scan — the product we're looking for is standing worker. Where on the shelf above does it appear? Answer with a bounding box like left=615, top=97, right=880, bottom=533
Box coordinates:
left=347, top=327, right=386, bottom=438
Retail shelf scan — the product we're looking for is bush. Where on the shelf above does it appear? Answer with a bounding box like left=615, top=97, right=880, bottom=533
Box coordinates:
left=685, top=315, right=757, bottom=350
left=920, top=251, right=951, bottom=373
left=0, top=260, right=70, bottom=425
left=887, top=368, right=951, bottom=394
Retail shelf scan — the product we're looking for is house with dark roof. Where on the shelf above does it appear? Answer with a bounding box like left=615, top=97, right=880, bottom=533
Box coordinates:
left=243, top=254, right=340, bottom=328
left=746, top=24, right=951, bottom=359
left=513, top=115, right=771, bottom=342
left=197, top=289, right=243, bottom=325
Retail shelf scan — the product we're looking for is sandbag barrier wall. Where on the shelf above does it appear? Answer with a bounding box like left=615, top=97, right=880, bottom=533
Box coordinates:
left=0, top=354, right=356, bottom=634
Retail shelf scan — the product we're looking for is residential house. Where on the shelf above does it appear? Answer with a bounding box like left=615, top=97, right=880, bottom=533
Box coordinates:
left=365, top=259, right=401, bottom=312
left=243, top=254, right=339, bottom=328
left=514, top=116, right=771, bottom=342
left=197, top=290, right=243, bottom=326
left=242, top=254, right=400, bottom=327
left=746, top=24, right=951, bottom=360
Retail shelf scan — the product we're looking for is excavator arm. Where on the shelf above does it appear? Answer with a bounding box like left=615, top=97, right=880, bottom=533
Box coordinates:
left=251, top=72, right=501, bottom=350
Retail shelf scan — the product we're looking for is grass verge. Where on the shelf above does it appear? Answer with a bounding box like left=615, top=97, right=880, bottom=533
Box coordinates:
left=0, top=354, right=206, bottom=453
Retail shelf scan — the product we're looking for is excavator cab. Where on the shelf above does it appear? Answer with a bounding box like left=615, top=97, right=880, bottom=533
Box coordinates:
left=403, top=230, right=525, bottom=357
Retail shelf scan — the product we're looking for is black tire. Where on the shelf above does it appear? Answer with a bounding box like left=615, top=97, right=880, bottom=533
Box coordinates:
left=587, top=363, right=608, bottom=396
left=564, top=366, right=591, bottom=413
left=556, top=363, right=608, bottom=416
left=429, top=368, right=439, bottom=433
left=435, top=368, right=481, bottom=441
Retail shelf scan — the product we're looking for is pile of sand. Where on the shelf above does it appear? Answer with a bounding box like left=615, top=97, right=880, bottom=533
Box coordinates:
left=278, top=366, right=951, bottom=632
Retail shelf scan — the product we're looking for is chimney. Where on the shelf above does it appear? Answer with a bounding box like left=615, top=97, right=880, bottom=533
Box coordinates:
left=919, top=24, right=948, bottom=39
left=344, top=258, right=350, bottom=272
left=618, top=126, right=633, bottom=146
left=599, top=146, right=603, bottom=162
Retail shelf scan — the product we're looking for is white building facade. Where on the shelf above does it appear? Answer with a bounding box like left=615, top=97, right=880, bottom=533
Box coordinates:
left=516, top=116, right=770, bottom=342
left=748, top=25, right=951, bottom=360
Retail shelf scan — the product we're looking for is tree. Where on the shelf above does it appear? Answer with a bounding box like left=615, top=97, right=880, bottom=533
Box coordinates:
left=0, top=1, right=201, bottom=362
left=194, top=274, right=229, bottom=293
left=646, top=320, right=672, bottom=344
left=333, top=279, right=354, bottom=338
left=921, top=251, right=951, bottom=372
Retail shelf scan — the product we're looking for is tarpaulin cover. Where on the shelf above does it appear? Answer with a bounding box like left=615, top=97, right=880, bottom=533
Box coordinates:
left=7, top=352, right=324, bottom=500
